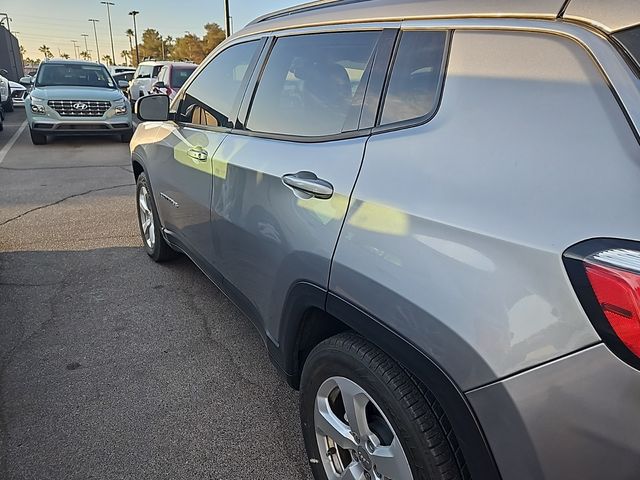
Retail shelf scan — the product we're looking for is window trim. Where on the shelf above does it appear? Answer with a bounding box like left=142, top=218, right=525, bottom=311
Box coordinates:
left=173, top=36, right=268, bottom=133
left=235, top=28, right=390, bottom=143
left=372, top=28, right=452, bottom=135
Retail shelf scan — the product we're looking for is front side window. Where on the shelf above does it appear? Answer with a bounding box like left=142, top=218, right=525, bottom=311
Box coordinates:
left=380, top=31, right=448, bottom=126
left=35, top=63, right=115, bottom=89
left=246, top=31, right=381, bottom=137
left=178, top=40, right=260, bottom=128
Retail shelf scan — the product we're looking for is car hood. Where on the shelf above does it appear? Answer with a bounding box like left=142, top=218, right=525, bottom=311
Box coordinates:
left=30, top=86, right=124, bottom=101
left=9, top=80, right=25, bottom=91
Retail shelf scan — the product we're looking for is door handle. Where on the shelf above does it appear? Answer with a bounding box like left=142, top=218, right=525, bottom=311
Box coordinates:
left=187, top=146, right=208, bottom=162
left=282, top=171, right=334, bottom=200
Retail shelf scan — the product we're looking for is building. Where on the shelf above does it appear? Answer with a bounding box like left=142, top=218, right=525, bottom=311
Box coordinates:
left=0, top=25, right=23, bottom=81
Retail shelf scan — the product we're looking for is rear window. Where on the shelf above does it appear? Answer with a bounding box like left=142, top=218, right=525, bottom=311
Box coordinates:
left=170, top=67, right=196, bottom=88
left=614, top=26, right=640, bottom=69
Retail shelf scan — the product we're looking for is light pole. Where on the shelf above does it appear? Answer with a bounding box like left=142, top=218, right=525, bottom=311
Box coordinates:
left=89, top=18, right=100, bottom=63
left=100, top=1, right=116, bottom=65
left=71, top=40, right=79, bottom=59
left=0, top=13, right=11, bottom=33
left=81, top=33, right=89, bottom=59
left=128, top=10, right=140, bottom=65
left=223, top=0, right=231, bottom=37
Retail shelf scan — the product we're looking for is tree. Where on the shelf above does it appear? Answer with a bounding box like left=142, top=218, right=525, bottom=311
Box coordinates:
left=203, top=23, right=225, bottom=53
left=38, top=45, right=53, bottom=59
left=171, top=33, right=207, bottom=63
left=102, top=54, right=113, bottom=65
left=139, top=28, right=163, bottom=60
left=80, top=50, right=91, bottom=61
left=121, top=50, right=131, bottom=66
left=60, top=53, right=70, bottom=59
left=126, top=28, right=137, bottom=66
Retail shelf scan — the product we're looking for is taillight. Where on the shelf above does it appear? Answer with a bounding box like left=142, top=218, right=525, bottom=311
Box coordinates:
left=165, top=86, right=173, bottom=96
left=565, top=241, right=640, bottom=368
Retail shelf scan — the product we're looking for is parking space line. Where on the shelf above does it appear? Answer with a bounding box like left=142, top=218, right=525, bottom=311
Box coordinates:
left=0, top=120, right=28, bottom=165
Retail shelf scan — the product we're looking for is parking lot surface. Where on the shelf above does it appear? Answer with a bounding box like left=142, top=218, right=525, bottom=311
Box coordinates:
left=0, top=109, right=312, bottom=480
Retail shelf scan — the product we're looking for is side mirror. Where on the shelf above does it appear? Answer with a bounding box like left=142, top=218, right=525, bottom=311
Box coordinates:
left=118, top=80, right=129, bottom=89
left=135, top=94, right=169, bottom=122
left=0, top=69, right=8, bottom=76
left=19, top=76, right=33, bottom=86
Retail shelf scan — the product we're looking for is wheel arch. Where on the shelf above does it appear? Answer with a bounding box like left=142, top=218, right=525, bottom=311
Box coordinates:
left=276, top=285, right=503, bottom=480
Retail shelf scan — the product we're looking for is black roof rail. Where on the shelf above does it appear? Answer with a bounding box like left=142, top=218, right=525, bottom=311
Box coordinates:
left=248, top=0, right=372, bottom=26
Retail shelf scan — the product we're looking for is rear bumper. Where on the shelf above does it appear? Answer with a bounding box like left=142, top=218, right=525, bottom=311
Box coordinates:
left=467, top=343, right=640, bottom=479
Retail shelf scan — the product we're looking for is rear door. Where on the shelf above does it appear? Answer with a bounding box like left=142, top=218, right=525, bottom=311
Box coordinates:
left=150, top=39, right=264, bottom=267
left=209, top=28, right=396, bottom=340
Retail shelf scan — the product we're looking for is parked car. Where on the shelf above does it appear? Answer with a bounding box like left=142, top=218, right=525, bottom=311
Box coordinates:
left=150, top=62, right=197, bottom=100
left=110, top=66, right=135, bottom=75
left=0, top=70, right=12, bottom=112
left=8, top=80, right=26, bottom=107
left=128, top=60, right=169, bottom=102
left=112, top=71, right=135, bottom=94
left=25, top=59, right=133, bottom=145
left=130, top=1, right=640, bottom=479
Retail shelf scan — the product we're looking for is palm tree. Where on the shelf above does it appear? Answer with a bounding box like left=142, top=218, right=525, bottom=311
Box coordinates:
left=125, top=28, right=135, bottom=65
left=38, top=45, right=53, bottom=59
left=121, top=50, right=131, bottom=66
left=102, top=54, right=113, bottom=66
left=80, top=50, right=91, bottom=61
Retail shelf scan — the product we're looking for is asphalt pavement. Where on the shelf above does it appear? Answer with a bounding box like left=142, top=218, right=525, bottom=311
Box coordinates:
left=0, top=109, right=313, bottom=480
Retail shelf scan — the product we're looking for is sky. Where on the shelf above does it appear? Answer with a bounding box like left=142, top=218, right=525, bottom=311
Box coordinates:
left=6, top=0, right=300, bottom=61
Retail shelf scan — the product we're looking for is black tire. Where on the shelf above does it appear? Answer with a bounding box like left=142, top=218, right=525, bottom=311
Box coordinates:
left=120, top=130, right=134, bottom=143
left=300, top=332, right=468, bottom=480
left=30, top=129, right=47, bottom=145
left=0, top=120, right=3, bottom=132
left=3, top=97, right=13, bottom=112
left=135, top=172, right=176, bottom=262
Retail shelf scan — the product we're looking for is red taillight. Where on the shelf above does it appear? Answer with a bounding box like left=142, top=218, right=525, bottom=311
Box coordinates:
left=585, top=258, right=640, bottom=357
left=166, top=86, right=173, bottom=96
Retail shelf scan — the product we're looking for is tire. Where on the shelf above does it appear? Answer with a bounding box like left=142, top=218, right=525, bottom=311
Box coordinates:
left=0, top=120, right=3, bottom=132
left=120, top=130, right=134, bottom=143
left=300, top=332, right=468, bottom=480
left=30, top=129, right=47, bottom=145
left=136, top=172, right=176, bottom=262
left=3, top=97, right=13, bottom=112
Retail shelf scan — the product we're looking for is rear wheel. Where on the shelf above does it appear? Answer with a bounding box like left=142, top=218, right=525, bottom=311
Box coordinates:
left=3, top=96, right=13, bottom=112
left=300, top=333, right=467, bottom=480
left=136, top=172, right=176, bottom=262
left=30, top=129, right=47, bottom=145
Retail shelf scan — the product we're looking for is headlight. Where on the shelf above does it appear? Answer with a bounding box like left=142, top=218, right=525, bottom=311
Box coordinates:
left=30, top=96, right=46, bottom=114
left=113, top=99, right=127, bottom=115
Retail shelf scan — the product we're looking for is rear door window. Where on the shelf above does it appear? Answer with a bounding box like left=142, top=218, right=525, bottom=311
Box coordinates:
left=379, top=30, right=448, bottom=126
left=245, top=31, right=381, bottom=137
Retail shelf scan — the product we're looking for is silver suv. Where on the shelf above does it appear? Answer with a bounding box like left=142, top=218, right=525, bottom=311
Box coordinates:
left=130, top=1, right=640, bottom=478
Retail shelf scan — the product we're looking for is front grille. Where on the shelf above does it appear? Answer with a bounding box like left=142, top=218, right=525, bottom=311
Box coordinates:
left=48, top=99, right=111, bottom=117
left=11, top=90, right=25, bottom=99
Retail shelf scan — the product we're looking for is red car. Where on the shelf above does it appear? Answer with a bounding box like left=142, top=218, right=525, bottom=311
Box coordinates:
left=150, top=62, right=197, bottom=100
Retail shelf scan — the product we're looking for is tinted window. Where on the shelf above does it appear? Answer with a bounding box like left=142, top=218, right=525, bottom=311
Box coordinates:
left=36, top=63, right=115, bottom=88
left=615, top=26, right=640, bottom=70
left=246, top=31, right=380, bottom=137
left=380, top=31, right=447, bottom=125
left=152, top=65, right=163, bottom=78
left=178, top=40, right=259, bottom=128
left=170, top=67, right=196, bottom=88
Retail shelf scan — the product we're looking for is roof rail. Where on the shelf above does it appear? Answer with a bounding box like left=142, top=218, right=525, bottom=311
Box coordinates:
left=248, top=0, right=371, bottom=26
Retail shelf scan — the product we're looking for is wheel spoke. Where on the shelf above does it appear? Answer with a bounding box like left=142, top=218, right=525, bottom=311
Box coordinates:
left=340, top=462, right=366, bottom=480
left=371, top=437, right=412, bottom=480
left=139, top=192, right=149, bottom=213
left=335, top=377, right=372, bottom=439
left=142, top=217, right=151, bottom=233
left=148, top=221, right=155, bottom=245
left=315, top=401, right=358, bottom=451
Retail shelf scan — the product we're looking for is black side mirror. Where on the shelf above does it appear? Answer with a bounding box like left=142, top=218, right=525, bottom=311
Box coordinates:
left=135, top=94, right=169, bottom=122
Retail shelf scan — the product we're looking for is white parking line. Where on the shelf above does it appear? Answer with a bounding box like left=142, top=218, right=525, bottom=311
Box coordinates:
left=0, top=120, right=28, bottom=165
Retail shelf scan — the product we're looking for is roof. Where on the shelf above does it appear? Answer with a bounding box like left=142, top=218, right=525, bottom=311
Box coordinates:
left=44, top=59, right=105, bottom=66
left=241, top=0, right=638, bottom=36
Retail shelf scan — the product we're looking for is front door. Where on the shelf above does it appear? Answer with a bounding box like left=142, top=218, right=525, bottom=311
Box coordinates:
left=210, top=29, right=385, bottom=341
left=151, top=39, right=264, bottom=265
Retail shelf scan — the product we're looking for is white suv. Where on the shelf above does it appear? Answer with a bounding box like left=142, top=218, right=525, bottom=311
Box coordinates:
left=128, top=61, right=169, bottom=103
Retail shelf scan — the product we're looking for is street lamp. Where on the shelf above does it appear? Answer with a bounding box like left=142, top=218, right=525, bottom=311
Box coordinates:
left=100, top=2, right=116, bottom=66
left=88, top=18, right=100, bottom=63
left=128, top=10, right=140, bottom=65
left=81, top=34, right=90, bottom=59
left=0, top=13, right=11, bottom=33
left=223, top=0, right=231, bottom=37
left=71, top=40, right=79, bottom=59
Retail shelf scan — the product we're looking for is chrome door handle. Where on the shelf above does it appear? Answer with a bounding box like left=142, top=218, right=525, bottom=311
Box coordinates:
left=187, top=146, right=208, bottom=162
left=282, top=171, right=334, bottom=200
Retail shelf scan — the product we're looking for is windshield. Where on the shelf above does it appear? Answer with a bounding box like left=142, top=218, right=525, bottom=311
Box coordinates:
left=170, top=67, right=196, bottom=88
left=35, top=63, right=116, bottom=89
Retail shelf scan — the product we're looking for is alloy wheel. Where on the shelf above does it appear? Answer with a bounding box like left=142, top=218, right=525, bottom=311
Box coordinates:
left=138, top=185, right=155, bottom=249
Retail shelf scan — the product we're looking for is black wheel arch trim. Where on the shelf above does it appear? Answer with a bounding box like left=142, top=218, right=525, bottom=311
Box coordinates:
left=273, top=283, right=501, bottom=480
